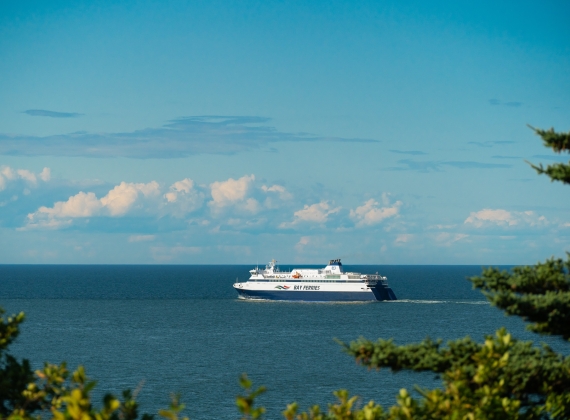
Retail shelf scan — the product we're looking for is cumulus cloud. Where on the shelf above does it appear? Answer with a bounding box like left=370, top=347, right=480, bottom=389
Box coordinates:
left=0, top=165, right=51, bottom=191
left=100, top=181, right=160, bottom=216
left=209, top=174, right=259, bottom=213
left=165, top=179, right=194, bottom=202
left=21, top=173, right=303, bottom=230
left=25, top=181, right=161, bottom=229
left=163, top=178, right=204, bottom=218
left=39, top=168, right=51, bottom=181
left=350, top=198, right=402, bottom=227
left=261, top=184, right=292, bottom=200
left=280, top=201, right=340, bottom=228
left=211, top=175, right=254, bottom=205
left=0, top=116, right=379, bottom=158
left=36, top=191, right=102, bottom=219
left=464, top=209, right=548, bottom=228
left=23, top=174, right=292, bottom=229
left=16, top=169, right=37, bottom=184
left=261, top=184, right=293, bottom=208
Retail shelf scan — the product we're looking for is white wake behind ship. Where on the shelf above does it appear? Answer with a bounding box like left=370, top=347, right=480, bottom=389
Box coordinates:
left=233, top=259, right=397, bottom=302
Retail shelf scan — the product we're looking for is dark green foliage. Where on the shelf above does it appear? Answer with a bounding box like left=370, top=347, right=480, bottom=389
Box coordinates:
left=0, top=309, right=36, bottom=416
left=342, top=329, right=570, bottom=418
left=528, top=126, right=570, bottom=184
left=530, top=126, right=570, bottom=153
left=471, top=257, right=570, bottom=339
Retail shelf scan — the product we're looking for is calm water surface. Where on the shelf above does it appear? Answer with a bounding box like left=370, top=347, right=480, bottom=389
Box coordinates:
left=0, top=265, right=564, bottom=419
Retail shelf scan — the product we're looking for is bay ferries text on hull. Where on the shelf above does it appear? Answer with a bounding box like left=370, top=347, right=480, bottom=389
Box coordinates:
left=233, top=259, right=397, bottom=302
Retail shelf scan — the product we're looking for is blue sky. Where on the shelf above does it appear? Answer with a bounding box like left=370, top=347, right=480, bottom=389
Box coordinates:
left=0, top=0, right=569, bottom=264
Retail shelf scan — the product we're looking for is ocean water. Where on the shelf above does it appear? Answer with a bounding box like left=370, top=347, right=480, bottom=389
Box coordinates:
left=0, top=265, right=565, bottom=419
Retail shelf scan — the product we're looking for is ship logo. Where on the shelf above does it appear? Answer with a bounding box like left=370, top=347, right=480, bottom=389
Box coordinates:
left=275, top=285, right=290, bottom=290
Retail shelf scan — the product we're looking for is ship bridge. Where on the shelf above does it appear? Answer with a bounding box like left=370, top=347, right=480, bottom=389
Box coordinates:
left=324, top=258, right=343, bottom=273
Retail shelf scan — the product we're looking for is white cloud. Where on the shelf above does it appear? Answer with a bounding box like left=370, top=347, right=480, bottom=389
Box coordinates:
left=209, top=174, right=259, bottom=213
left=23, top=174, right=273, bottom=230
left=261, top=184, right=293, bottom=200
left=163, top=178, right=204, bottom=217
left=35, top=191, right=102, bottom=219
left=165, top=178, right=194, bottom=202
left=210, top=174, right=254, bottom=205
left=280, top=201, right=340, bottom=228
left=100, top=181, right=160, bottom=216
left=19, top=217, right=73, bottom=231
left=0, top=166, right=50, bottom=191
left=129, top=235, right=156, bottom=242
left=16, top=169, right=36, bottom=184
left=243, top=198, right=260, bottom=213
left=464, top=209, right=548, bottom=228
left=1, top=166, right=16, bottom=180
left=39, top=167, right=51, bottom=182
left=25, top=181, right=162, bottom=229
left=350, top=198, right=402, bottom=227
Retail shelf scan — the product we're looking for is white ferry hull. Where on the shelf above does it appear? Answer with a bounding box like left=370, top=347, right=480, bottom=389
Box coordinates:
left=234, top=259, right=397, bottom=302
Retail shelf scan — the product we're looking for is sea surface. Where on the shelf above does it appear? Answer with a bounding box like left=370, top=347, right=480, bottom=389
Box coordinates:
left=0, top=265, right=566, bottom=419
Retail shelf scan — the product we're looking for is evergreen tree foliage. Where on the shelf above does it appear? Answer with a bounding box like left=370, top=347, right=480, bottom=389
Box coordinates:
left=0, top=126, right=568, bottom=419
left=528, top=126, right=570, bottom=184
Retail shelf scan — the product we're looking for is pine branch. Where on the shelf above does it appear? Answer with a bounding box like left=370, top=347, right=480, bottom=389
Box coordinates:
left=529, top=126, right=570, bottom=153
left=342, top=329, right=570, bottom=418
left=471, top=257, right=570, bottom=340
left=528, top=126, right=570, bottom=184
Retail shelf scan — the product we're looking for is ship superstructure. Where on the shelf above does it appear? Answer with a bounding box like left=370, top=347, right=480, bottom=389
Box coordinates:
left=233, top=259, right=397, bottom=301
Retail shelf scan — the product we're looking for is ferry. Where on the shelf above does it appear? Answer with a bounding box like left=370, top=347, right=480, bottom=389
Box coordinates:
left=233, top=259, right=397, bottom=302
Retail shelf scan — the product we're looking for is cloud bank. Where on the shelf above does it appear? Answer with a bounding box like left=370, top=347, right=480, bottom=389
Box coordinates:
left=20, top=173, right=298, bottom=231
left=14, top=168, right=410, bottom=235
left=0, top=116, right=379, bottom=158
